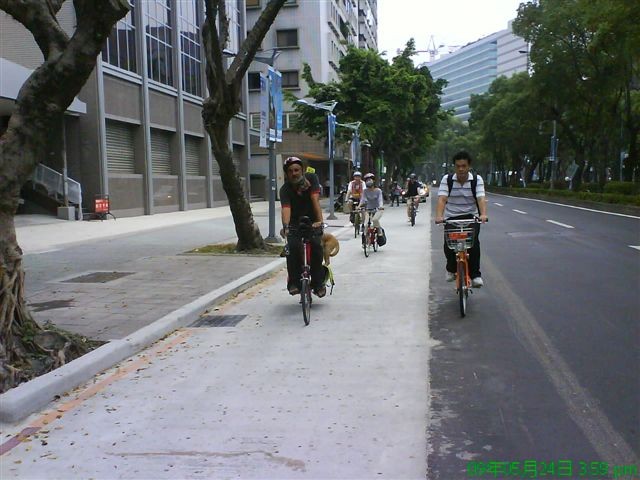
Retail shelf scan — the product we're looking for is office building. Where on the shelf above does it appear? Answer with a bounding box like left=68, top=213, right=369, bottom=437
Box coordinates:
left=426, top=21, right=527, bottom=122
left=245, top=0, right=377, bottom=190
left=1, top=0, right=250, bottom=218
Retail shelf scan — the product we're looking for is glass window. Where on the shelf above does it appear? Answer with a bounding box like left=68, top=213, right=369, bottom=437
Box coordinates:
left=179, top=0, right=202, bottom=96
left=102, top=0, right=137, bottom=73
left=144, top=0, right=174, bottom=86
left=281, top=70, right=299, bottom=88
left=276, top=29, right=298, bottom=48
left=246, top=0, right=260, bottom=7
left=248, top=72, right=261, bottom=91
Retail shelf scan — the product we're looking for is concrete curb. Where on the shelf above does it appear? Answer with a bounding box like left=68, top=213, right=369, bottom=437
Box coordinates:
left=0, top=258, right=285, bottom=424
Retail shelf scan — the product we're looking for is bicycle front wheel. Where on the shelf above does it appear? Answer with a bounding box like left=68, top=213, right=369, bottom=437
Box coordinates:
left=362, top=232, right=369, bottom=257
left=301, top=278, right=311, bottom=325
left=457, top=262, right=467, bottom=317
left=410, top=208, right=416, bottom=226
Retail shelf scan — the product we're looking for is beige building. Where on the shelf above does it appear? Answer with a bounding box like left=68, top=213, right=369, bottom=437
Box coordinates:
left=245, top=0, right=378, bottom=188
left=1, top=0, right=251, bottom=218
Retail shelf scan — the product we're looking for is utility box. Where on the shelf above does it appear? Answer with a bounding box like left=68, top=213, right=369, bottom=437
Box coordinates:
left=57, top=206, right=76, bottom=221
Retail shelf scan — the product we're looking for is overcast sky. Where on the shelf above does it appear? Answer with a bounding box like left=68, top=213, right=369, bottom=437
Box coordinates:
left=377, top=0, right=524, bottom=65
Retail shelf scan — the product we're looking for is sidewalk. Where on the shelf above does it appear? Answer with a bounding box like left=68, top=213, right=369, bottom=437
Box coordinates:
left=3, top=202, right=300, bottom=422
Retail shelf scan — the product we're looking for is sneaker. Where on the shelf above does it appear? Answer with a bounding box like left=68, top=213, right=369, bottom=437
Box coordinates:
left=472, top=277, right=484, bottom=288
left=288, top=285, right=300, bottom=295
left=313, top=286, right=326, bottom=298
left=446, top=271, right=456, bottom=282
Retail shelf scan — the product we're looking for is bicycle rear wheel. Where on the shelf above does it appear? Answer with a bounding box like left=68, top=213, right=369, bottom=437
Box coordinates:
left=457, top=262, right=467, bottom=317
left=372, top=230, right=378, bottom=252
left=301, top=277, right=311, bottom=325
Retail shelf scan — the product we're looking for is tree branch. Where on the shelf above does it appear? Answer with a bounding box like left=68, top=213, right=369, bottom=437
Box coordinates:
left=202, top=0, right=226, bottom=95
left=0, top=0, right=69, bottom=59
left=226, top=0, right=287, bottom=84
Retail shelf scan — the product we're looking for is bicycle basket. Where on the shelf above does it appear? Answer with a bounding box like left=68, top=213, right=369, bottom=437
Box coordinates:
left=446, top=226, right=475, bottom=251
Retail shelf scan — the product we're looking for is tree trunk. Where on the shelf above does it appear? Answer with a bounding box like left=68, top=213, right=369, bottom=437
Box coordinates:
left=206, top=114, right=265, bottom=251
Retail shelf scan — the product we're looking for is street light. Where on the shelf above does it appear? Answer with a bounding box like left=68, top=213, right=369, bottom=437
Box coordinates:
left=295, top=98, right=339, bottom=219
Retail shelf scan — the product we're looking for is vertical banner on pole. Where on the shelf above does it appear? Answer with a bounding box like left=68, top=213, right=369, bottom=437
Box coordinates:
left=328, top=113, right=336, bottom=158
left=259, top=73, right=269, bottom=148
left=268, top=67, right=282, bottom=143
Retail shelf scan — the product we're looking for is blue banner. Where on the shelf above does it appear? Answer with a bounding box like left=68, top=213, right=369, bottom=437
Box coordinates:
left=268, top=67, right=283, bottom=143
left=259, top=73, right=268, bottom=148
left=328, top=113, right=336, bottom=159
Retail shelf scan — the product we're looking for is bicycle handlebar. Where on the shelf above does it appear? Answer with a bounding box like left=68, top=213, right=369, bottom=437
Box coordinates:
left=437, top=216, right=488, bottom=226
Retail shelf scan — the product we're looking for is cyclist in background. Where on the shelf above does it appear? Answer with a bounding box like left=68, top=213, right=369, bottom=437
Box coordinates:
left=346, top=171, right=364, bottom=224
left=404, top=173, right=425, bottom=222
left=280, top=156, right=326, bottom=298
left=358, top=173, right=385, bottom=242
left=435, top=150, right=488, bottom=287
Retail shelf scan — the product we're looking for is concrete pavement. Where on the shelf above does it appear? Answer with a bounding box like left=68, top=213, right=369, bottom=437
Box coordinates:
left=3, top=202, right=297, bottom=422
left=1, top=202, right=434, bottom=479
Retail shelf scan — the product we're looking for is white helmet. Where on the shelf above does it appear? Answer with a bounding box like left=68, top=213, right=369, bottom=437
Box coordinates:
left=353, top=171, right=362, bottom=177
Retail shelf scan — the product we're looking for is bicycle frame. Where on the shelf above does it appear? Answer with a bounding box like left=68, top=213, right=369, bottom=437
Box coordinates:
left=443, top=218, right=480, bottom=317
left=361, top=209, right=378, bottom=257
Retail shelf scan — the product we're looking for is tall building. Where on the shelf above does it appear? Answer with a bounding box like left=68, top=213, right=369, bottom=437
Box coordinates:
left=1, top=0, right=250, bottom=218
left=426, top=21, right=527, bottom=122
left=245, top=0, right=377, bottom=190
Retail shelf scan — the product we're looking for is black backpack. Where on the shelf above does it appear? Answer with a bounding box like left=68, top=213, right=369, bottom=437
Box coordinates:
left=447, top=172, right=479, bottom=211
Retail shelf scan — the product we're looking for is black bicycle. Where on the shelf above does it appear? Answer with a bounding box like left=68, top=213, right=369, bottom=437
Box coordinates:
left=287, top=217, right=322, bottom=326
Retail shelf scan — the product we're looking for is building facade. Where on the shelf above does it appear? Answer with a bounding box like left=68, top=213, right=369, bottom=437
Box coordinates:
left=245, top=0, right=377, bottom=190
left=426, top=21, right=527, bottom=122
left=1, top=0, right=251, bottom=218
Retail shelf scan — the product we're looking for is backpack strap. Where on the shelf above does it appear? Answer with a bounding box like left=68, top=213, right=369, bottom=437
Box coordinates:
left=446, top=173, right=454, bottom=196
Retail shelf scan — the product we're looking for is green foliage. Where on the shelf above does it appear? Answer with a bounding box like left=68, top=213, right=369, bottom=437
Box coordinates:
left=489, top=185, right=640, bottom=206
left=603, top=181, right=640, bottom=195
left=512, top=0, right=640, bottom=184
left=289, top=40, right=444, bottom=178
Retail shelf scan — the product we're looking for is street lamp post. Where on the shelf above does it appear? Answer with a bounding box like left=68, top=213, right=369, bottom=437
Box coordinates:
left=224, top=48, right=282, bottom=242
left=295, top=99, right=338, bottom=219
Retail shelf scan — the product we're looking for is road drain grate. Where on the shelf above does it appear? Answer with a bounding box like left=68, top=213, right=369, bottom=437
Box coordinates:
left=62, top=272, right=135, bottom=283
left=30, top=299, right=74, bottom=312
left=191, top=314, right=247, bottom=327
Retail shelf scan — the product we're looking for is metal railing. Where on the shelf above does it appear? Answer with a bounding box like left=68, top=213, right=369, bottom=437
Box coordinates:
left=31, top=163, right=82, bottom=206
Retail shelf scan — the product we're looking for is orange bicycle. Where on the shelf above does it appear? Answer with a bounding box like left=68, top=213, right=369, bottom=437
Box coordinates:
left=442, top=217, right=485, bottom=317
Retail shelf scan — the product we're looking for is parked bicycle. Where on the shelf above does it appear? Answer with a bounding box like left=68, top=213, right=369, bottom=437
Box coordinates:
left=361, top=208, right=379, bottom=258
left=441, top=217, right=486, bottom=317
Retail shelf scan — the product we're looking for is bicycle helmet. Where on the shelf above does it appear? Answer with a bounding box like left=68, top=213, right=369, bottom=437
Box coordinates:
left=364, top=173, right=375, bottom=180
left=353, top=171, right=362, bottom=177
left=409, top=173, right=416, bottom=179
left=283, top=156, right=303, bottom=171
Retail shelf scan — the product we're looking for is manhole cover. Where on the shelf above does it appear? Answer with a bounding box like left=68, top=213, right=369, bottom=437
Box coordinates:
left=30, top=299, right=74, bottom=312
left=191, top=314, right=247, bottom=327
left=62, top=272, right=134, bottom=283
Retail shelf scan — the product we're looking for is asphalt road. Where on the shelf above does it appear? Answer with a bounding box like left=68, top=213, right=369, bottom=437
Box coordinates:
left=427, top=192, right=640, bottom=479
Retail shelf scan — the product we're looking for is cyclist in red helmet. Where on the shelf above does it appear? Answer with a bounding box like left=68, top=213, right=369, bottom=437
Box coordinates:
left=280, top=156, right=326, bottom=297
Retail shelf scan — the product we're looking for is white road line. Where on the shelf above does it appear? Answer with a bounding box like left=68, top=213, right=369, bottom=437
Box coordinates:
left=513, top=209, right=527, bottom=215
left=629, top=245, right=640, bottom=251
left=490, top=192, right=640, bottom=219
left=494, top=202, right=504, bottom=207
left=546, top=219, right=575, bottom=229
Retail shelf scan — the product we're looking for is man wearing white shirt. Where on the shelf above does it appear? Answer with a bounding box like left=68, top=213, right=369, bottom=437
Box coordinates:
left=435, top=151, right=488, bottom=287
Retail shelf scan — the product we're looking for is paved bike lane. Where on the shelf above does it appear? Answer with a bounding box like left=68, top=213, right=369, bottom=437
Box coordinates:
left=1, top=206, right=434, bottom=479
